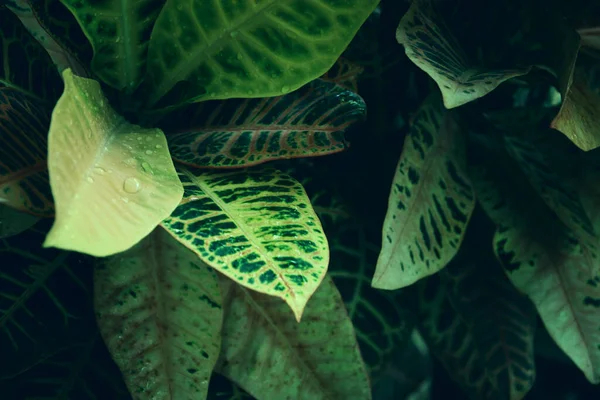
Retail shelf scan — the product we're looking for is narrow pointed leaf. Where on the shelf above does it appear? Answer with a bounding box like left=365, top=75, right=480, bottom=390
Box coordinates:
left=95, top=228, right=222, bottom=399
left=165, top=79, right=366, bottom=169
left=396, top=0, right=530, bottom=109
left=217, top=275, right=371, bottom=400
left=44, top=69, right=184, bottom=257
left=470, top=134, right=600, bottom=384
left=372, top=94, right=475, bottom=290
left=59, top=0, right=166, bottom=91
left=141, top=0, right=379, bottom=109
left=161, top=167, right=328, bottom=322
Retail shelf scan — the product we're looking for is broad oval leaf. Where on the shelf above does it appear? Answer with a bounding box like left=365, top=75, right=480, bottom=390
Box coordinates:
left=59, top=0, right=165, bottom=91
left=372, top=94, right=475, bottom=290
left=140, top=0, right=379, bottom=109
left=396, top=0, right=530, bottom=109
left=164, top=79, right=366, bottom=168
left=217, top=275, right=371, bottom=400
left=95, top=228, right=222, bottom=400
left=160, top=167, right=329, bottom=322
left=44, top=69, right=184, bottom=257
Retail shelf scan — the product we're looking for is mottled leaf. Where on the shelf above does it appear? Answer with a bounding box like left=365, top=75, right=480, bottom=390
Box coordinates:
left=469, top=133, right=600, bottom=384
left=44, top=69, right=184, bottom=257
left=396, top=0, right=530, bottom=109
left=164, top=79, right=366, bottom=169
left=372, top=94, right=475, bottom=290
left=140, top=0, right=379, bottom=109
left=59, top=0, right=165, bottom=92
left=0, top=204, right=39, bottom=238
left=217, top=275, right=371, bottom=400
left=161, top=167, right=328, bottom=322
left=95, top=228, right=222, bottom=400
left=320, top=57, right=364, bottom=93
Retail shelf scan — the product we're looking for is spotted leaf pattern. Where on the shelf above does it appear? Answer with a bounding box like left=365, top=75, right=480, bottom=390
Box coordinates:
left=95, top=228, right=223, bottom=400
left=216, top=275, right=371, bottom=400
left=372, top=94, right=475, bottom=290
left=139, top=0, right=379, bottom=109
left=164, top=79, right=366, bottom=169
left=160, top=167, right=329, bottom=322
left=469, top=133, right=600, bottom=384
left=396, top=0, right=530, bottom=109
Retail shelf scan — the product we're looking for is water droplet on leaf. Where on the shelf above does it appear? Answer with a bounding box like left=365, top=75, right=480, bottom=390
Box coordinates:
left=86, top=176, right=94, bottom=183
left=123, top=177, right=141, bottom=194
left=145, top=150, right=153, bottom=155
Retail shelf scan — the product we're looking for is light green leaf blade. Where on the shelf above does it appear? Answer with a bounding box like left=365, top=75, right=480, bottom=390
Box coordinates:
left=217, top=275, right=371, bottom=400
left=469, top=133, right=600, bottom=384
left=59, top=0, right=166, bottom=91
left=396, top=0, right=530, bottom=109
left=372, top=94, right=475, bottom=290
left=140, top=0, right=379, bottom=109
left=44, top=69, right=184, bottom=257
left=160, top=167, right=329, bottom=322
left=95, top=228, right=222, bottom=400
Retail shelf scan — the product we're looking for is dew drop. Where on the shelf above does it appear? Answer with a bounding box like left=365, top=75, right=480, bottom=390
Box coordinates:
left=281, top=86, right=290, bottom=93
left=121, top=196, right=130, bottom=203
left=86, top=176, right=94, bottom=183
left=155, top=144, right=162, bottom=149
left=141, top=162, right=153, bottom=174
left=137, top=136, right=143, bottom=141
left=92, top=166, right=105, bottom=175
left=123, top=177, right=141, bottom=194
left=125, top=158, right=136, bottom=166
left=145, top=150, right=153, bottom=155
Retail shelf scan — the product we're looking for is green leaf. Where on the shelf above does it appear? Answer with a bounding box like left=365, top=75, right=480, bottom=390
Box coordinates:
left=43, top=69, right=184, bottom=257
left=396, top=0, right=530, bottom=109
left=160, top=166, right=329, bottom=322
left=0, top=204, right=39, bottom=238
left=372, top=94, right=475, bottom=290
left=0, top=87, right=54, bottom=215
left=59, top=0, right=165, bottom=92
left=164, top=79, right=366, bottom=168
left=320, top=57, right=364, bottom=93
left=469, top=133, right=600, bottom=384
left=140, top=0, right=379, bottom=109
left=217, top=275, right=371, bottom=400
left=95, top=228, right=222, bottom=400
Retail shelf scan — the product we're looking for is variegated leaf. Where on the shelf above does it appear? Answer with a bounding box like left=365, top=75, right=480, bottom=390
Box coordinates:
left=160, top=167, right=328, bottom=322
left=44, top=69, right=184, bottom=257
left=139, top=0, right=379, bottom=109
left=95, top=228, right=222, bottom=400
left=469, top=133, right=600, bottom=384
left=164, top=79, right=366, bottom=168
left=217, top=275, right=371, bottom=400
left=396, top=0, right=530, bottom=109
left=372, top=94, right=475, bottom=290
left=320, top=57, right=364, bottom=93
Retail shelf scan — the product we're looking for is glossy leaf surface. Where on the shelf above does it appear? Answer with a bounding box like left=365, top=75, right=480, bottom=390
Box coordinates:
left=161, top=167, right=328, bottom=322
left=165, top=79, right=366, bottom=168
left=95, top=228, right=222, bottom=400
left=44, top=69, right=183, bottom=257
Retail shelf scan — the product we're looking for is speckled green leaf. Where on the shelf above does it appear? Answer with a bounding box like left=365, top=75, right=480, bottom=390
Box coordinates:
left=469, top=133, right=600, bottom=384
left=95, top=228, right=222, bottom=400
left=216, top=274, right=371, bottom=400
left=59, top=0, right=166, bottom=91
left=396, top=0, right=530, bottom=109
left=140, top=0, right=379, bottom=109
left=372, top=94, right=475, bottom=290
left=164, top=79, right=366, bottom=169
left=160, top=167, right=328, bottom=322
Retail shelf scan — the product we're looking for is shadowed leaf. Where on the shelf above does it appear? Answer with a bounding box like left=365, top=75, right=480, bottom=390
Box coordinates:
left=0, top=204, right=39, bottom=238
left=320, top=57, right=364, bottom=93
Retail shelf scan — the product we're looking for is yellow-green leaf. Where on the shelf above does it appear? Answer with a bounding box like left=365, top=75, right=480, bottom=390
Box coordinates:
left=396, top=0, right=530, bottom=109
left=217, top=275, right=371, bottom=400
left=372, top=94, right=475, bottom=290
left=44, top=69, right=184, bottom=257
left=140, top=0, right=379, bottom=109
left=95, top=228, right=222, bottom=399
left=160, top=167, right=328, bottom=322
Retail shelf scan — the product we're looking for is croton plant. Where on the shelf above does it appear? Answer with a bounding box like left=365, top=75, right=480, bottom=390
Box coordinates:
left=2, top=0, right=600, bottom=399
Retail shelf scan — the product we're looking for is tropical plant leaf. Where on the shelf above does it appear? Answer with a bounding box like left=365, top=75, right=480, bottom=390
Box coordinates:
left=216, top=274, right=371, bottom=400
left=164, top=79, right=366, bottom=169
left=0, top=87, right=54, bottom=216
left=320, top=57, right=364, bottom=93
left=0, top=204, right=39, bottom=238
left=59, top=0, right=165, bottom=92
left=161, top=166, right=328, bottom=322
left=372, top=94, right=475, bottom=290
left=396, top=0, right=530, bottom=109
left=95, top=228, right=222, bottom=400
left=139, top=0, right=379, bottom=109
left=469, top=133, right=600, bottom=384
left=43, top=68, right=184, bottom=257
